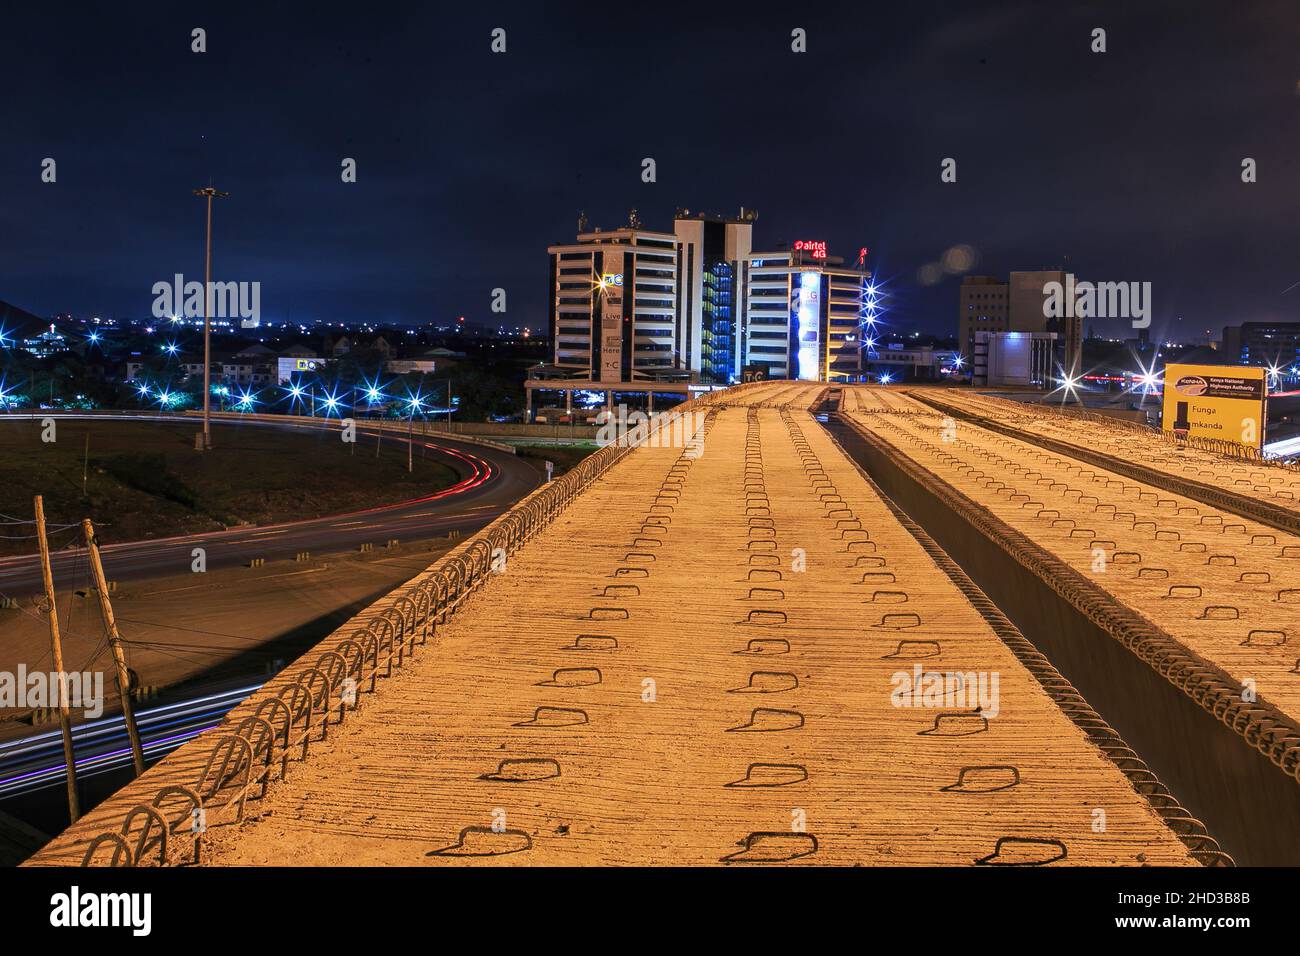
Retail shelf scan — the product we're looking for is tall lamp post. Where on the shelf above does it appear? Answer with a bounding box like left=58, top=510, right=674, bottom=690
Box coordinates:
left=193, top=185, right=229, bottom=450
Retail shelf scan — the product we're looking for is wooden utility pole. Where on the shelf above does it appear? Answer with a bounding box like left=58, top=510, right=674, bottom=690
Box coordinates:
left=82, top=518, right=146, bottom=777
left=34, top=495, right=80, bottom=823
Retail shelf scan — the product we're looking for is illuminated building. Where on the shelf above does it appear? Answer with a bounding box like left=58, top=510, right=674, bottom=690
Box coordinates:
left=972, top=330, right=1058, bottom=388
left=960, top=271, right=1081, bottom=379
left=673, top=209, right=754, bottom=384
left=1221, top=322, right=1300, bottom=370
left=739, top=245, right=873, bottom=382
left=546, top=223, right=681, bottom=383
left=21, top=323, right=70, bottom=358
left=541, top=212, right=872, bottom=390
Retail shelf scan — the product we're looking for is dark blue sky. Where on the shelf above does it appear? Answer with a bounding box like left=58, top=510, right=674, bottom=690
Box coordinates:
left=1, top=1, right=1297, bottom=341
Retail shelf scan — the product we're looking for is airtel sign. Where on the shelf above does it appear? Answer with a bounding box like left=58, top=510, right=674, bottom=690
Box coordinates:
left=793, top=240, right=827, bottom=259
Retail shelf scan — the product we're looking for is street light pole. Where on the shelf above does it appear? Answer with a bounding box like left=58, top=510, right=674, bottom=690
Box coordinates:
left=193, top=185, right=229, bottom=451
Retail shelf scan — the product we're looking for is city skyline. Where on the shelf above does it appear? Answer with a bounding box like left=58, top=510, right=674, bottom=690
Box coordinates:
left=2, top=2, right=1297, bottom=341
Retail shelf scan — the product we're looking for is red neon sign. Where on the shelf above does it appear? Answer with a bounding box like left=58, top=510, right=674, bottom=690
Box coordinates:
left=793, top=240, right=827, bottom=259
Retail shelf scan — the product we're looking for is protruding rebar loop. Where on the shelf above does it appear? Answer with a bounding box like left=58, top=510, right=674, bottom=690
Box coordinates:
left=233, top=716, right=277, bottom=800
left=354, top=629, right=382, bottom=691
left=196, top=734, right=254, bottom=812
left=294, top=666, right=332, bottom=739
left=234, top=715, right=275, bottom=762
left=332, top=641, right=366, bottom=709
left=315, top=646, right=348, bottom=686
left=252, top=697, right=295, bottom=779
left=374, top=614, right=399, bottom=676
left=147, top=784, right=206, bottom=865
left=81, top=831, right=133, bottom=867
left=119, top=803, right=171, bottom=866
left=445, top=558, right=466, bottom=600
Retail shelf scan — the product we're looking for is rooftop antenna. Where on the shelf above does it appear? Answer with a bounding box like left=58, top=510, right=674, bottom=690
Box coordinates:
left=577, top=210, right=588, bottom=233
left=628, top=208, right=641, bottom=229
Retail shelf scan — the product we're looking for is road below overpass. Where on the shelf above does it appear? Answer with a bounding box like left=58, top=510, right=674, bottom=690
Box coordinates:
left=0, top=414, right=541, bottom=597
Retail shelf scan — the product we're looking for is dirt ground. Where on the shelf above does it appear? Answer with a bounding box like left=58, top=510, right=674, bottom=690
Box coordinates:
left=0, top=541, right=455, bottom=740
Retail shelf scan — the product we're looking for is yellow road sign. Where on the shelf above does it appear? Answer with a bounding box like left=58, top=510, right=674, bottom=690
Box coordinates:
left=1161, top=363, right=1266, bottom=449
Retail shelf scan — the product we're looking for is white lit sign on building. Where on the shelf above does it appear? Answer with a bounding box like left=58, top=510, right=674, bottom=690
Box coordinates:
left=796, top=273, right=820, bottom=381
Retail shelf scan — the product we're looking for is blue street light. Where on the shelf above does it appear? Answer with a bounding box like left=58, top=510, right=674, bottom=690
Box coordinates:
left=321, top=385, right=343, bottom=415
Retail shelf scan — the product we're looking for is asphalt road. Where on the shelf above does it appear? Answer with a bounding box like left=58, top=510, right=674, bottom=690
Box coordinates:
left=0, top=415, right=541, bottom=597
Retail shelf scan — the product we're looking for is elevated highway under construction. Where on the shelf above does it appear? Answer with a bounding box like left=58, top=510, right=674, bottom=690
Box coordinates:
left=26, top=380, right=1300, bottom=867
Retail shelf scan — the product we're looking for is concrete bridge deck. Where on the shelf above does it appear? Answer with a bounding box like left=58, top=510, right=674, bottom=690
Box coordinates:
left=25, top=382, right=1222, bottom=866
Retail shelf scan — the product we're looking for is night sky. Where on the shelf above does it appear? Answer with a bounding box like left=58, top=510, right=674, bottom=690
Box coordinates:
left=1, top=1, right=1296, bottom=341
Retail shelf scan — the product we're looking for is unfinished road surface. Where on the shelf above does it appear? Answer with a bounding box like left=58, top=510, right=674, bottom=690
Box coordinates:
left=28, top=383, right=1223, bottom=866
left=833, top=385, right=1300, bottom=863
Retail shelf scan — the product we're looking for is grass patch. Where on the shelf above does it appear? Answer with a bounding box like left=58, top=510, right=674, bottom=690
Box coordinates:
left=0, top=418, right=461, bottom=554
left=513, top=443, right=597, bottom=479
left=100, top=452, right=199, bottom=510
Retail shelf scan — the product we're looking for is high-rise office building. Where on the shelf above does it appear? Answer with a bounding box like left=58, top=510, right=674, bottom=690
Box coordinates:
left=546, top=225, right=681, bottom=383
left=1222, top=322, right=1300, bottom=370
left=959, top=270, right=1080, bottom=382
left=672, top=209, right=754, bottom=383
left=740, top=245, right=872, bottom=382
